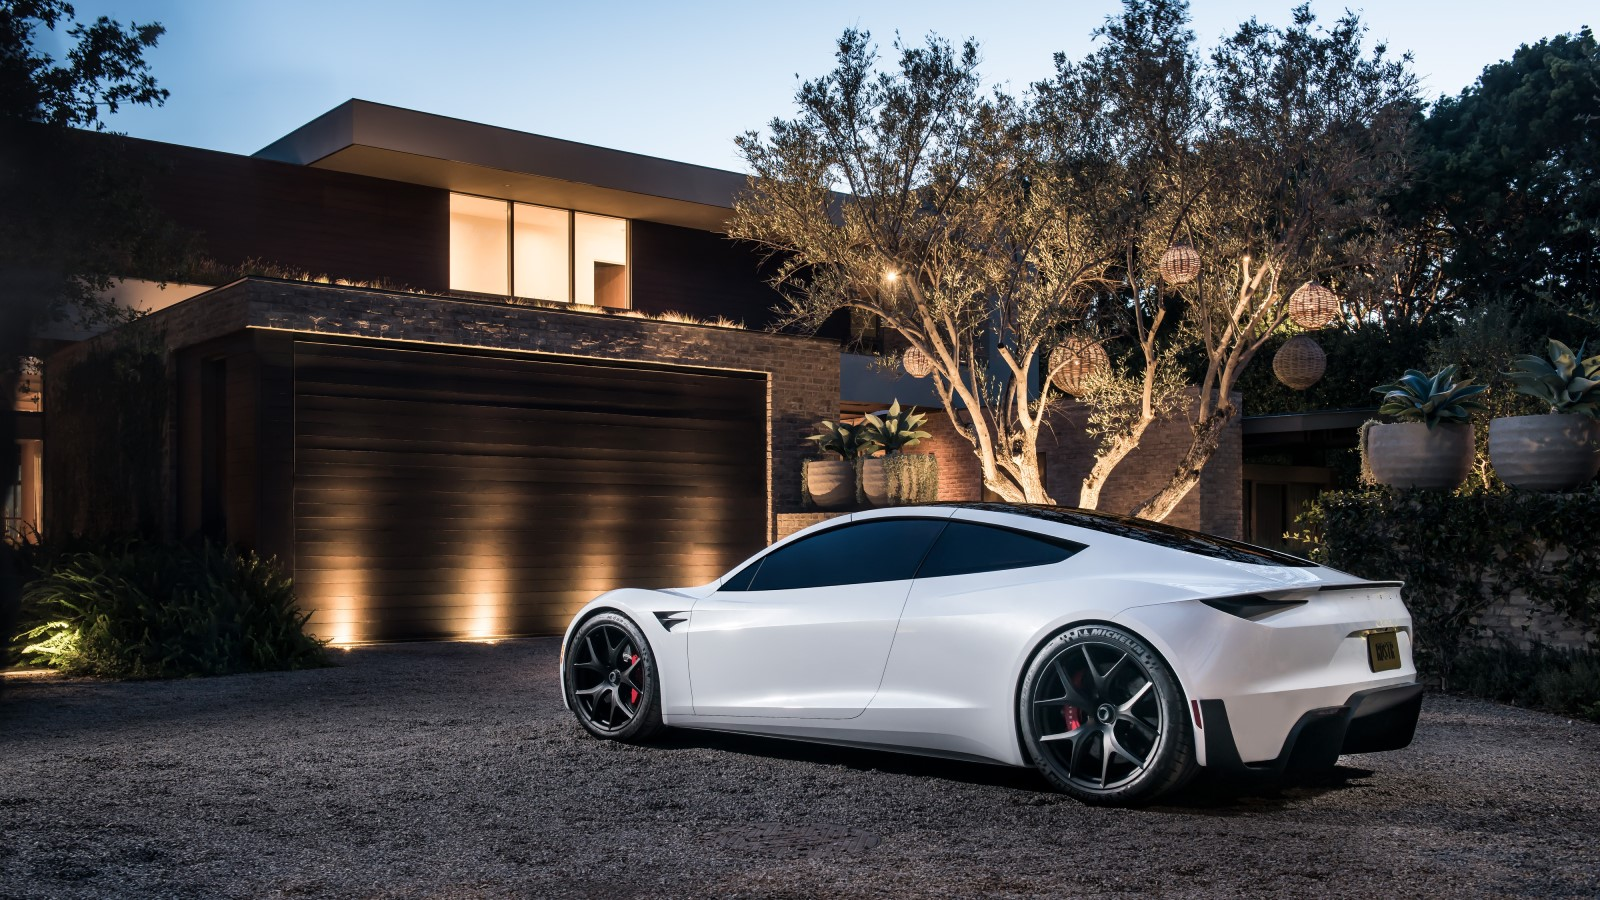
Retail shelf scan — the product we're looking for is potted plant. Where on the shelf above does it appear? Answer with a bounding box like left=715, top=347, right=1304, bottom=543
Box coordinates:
left=1366, top=366, right=1486, bottom=489
left=858, top=400, right=933, bottom=506
left=1490, top=339, right=1600, bottom=491
left=803, top=419, right=866, bottom=509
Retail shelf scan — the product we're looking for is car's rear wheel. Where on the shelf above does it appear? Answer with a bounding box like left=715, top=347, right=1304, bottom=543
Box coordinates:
left=1019, top=624, right=1196, bottom=805
left=564, top=612, right=664, bottom=742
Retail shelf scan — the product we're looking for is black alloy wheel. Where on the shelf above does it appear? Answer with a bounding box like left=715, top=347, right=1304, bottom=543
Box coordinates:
left=564, top=612, right=664, bottom=742
left=1019, top=624, right=1196, bottom=805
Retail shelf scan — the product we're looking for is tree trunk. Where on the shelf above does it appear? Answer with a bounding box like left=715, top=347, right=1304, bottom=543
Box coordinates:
left=1079, top=414, right=1154, bottom=511
left=1129, top=405, right=1234, bottom=522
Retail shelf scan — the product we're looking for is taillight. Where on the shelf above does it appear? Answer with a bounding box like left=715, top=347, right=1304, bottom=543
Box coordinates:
left=1200, top=594, right=1308, bottom=620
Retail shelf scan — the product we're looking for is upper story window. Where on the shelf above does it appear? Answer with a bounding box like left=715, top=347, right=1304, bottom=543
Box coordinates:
left=449, top=193, right=629, bottom=308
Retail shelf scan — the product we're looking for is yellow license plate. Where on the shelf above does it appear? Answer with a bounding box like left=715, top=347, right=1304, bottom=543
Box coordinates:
left=1367, top=631, right=1401, bottom=672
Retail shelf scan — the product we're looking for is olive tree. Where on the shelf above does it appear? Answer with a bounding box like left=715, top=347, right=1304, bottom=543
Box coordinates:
left=729, top=30, right=1125, bottom=502
left=732, top=1, right=1417, bottom=519
left=1113, top=3, right=1417, bottom=520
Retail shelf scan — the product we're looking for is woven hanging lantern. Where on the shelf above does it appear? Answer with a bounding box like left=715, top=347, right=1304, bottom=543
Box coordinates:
left=1273, top=334, right=1327, bottom=390
left=1048, top=334, right=1110, bottom=395
left=903, top=346, right=935, bottom=379
left=1288, top=281, right=1339, bottom=329
left=1158, top=244, right=1201, bottom=285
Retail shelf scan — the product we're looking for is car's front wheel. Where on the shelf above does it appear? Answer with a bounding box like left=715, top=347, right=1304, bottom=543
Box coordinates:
left=564, top=612, right=665, bottom=742
left=1018, top=624, right=1196, bottom=805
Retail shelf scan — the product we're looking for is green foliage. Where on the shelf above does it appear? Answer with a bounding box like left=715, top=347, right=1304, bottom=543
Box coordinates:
left=806, top=419, right=870, bottom=460
left=1372, top=365, right=1487, bottom=427
left=1302, top=489, right=1600, bottom=683
left=1507, top=339, right=1600, bottom=417
left=15, top=539, right=326, bottom=678
left=1402, top=28, right=1600, bottom=321
left=1223, top=324, right=1444, bottom=416
left=882, top=452, right=940, bottom=504
left=0, top=0, right=168, bottom=129
left=1448, top=644, right=1600, bottom=723
left=860, top=400, right=931, bottom=455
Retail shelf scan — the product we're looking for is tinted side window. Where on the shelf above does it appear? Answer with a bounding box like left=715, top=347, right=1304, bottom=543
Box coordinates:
left=719, top=561, right=760, bottom=592
left=734, top=518, right=948, bottom=591
left=915, top=521, right=1084, bottom=579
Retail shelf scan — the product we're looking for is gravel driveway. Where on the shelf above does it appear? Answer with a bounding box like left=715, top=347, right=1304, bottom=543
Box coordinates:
left=2, top=639, right=1596, bottom=898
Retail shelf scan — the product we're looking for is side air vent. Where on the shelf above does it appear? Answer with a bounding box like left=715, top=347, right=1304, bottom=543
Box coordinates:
left=1200, top=594, right=1308, bottom=620
left=653, top=611, right=691, bottom=632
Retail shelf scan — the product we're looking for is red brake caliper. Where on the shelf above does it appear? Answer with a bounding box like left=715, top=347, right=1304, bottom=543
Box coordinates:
left=1064, top=670, right=1085, bottom=730
left=628, top=654, right=640, bottom=705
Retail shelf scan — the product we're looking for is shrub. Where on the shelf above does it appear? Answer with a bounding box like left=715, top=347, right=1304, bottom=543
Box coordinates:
left=1449, top=644, right=1600, bottom=723
left=15, top=540, right=325, bottom=678
left=1300, top=488, right=1600, bottom=684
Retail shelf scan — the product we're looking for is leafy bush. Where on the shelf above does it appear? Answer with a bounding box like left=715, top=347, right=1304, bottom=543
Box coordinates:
left=1449, top=644, right=1600, bottom=723
left=15, top=540, right=325, bottom=678
left=1301, top=489, right=1600, bottom=684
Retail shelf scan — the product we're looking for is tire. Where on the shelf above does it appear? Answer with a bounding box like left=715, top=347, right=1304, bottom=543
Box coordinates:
left=1018, top=624, right=1197, bottom=806
left=563, top=611, right=665, bottom=743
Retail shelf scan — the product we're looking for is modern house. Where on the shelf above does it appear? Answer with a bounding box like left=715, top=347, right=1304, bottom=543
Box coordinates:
left=16, top=100, right=1244, bottom=643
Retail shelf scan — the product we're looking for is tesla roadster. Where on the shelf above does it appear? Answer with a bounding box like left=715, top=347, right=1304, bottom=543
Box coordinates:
left=560, top=503, right=1422, bottom=805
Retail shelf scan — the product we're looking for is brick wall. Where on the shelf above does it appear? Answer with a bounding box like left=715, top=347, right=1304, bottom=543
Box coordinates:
left=895, top=390, right=1244, bottom=538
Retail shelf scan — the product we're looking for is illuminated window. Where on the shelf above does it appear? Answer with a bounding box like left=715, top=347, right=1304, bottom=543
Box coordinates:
left=574, top=212, right=628, bottom=308
left=449, top=193, right=628, bottom=307
left=5, top=440, right=42, bottom=542
left=513, top=203, right=571, bottom=303
left=449, top=194, right=509, bottom=295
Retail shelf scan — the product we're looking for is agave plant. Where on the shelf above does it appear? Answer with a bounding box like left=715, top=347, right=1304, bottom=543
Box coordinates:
left=806, top=419, right=869, bottom=460
left=860, top=399, right=932, bottom=455
left=1372, top=366, right=1488, bottom=428
left=1506, top=339, right=1600, bottom=417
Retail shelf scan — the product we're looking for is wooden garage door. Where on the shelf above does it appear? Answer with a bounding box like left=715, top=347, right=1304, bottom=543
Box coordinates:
left=292, top=340, right=767, bottom=642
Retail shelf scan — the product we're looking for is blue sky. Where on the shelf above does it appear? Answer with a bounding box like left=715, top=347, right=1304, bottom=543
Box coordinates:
left=61, top=1, right=1596, bottom=172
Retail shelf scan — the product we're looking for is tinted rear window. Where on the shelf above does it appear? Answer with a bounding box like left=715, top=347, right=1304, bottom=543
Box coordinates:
left=951, top=503, right=1317, bottom=567
left=916, top=521, right=1083, bottom=579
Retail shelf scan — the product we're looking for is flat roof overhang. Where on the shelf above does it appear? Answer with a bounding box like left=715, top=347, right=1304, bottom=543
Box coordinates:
left=254, top=100, right=744, bottom=231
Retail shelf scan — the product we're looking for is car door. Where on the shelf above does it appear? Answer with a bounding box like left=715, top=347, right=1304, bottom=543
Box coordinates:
left=686, top=516, right=950, bottom=718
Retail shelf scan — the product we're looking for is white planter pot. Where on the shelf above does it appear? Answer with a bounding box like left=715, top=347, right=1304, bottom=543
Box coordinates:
left=804, top=459, right=855, bottom=509
left=859, top=457, right=889, bottom=506
left=1366, top=422, right=1474, bottom=490
left=1488, top=414, right=1600, bottom=492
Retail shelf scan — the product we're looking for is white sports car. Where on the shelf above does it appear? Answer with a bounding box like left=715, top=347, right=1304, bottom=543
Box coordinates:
left=560, top=503, right=1422, bottom=805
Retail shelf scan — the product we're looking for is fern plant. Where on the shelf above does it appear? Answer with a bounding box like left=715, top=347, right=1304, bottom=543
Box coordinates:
left=16, top=540, right=325, bottom=678
left=1372, top=366, right=1488, bottom=428
left=1506, top=339, right=1600, bottom=417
